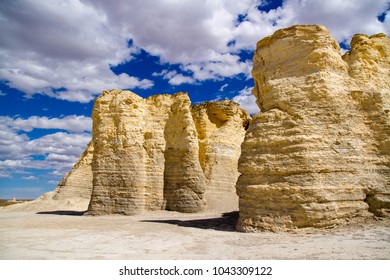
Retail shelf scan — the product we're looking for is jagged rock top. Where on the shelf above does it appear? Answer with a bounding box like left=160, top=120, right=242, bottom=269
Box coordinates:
left=191, top=100, right=251, bottom=127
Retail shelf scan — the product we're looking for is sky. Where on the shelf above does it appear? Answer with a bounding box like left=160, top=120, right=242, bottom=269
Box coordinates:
left=0, top=0, right=389, bottom=199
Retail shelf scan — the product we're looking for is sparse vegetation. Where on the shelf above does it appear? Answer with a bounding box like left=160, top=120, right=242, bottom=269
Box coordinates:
left=0, top=200, right=30, bottom=207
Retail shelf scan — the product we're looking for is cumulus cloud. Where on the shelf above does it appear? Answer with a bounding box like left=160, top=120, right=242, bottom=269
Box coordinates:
left=7, top=115, right=91, bottom=133
left=153, top=70, right=196, bottom=85
left=2, top=0, right=389, bottom=98
left=232, top=86, right=260, bottom=115
left=0, top=132, right=90, bottom=179
left=280, top=0, right=389, bottom=42
left=184, top=54, right=252, bottom=82
left=85, top=0, right=251, bottom=63
left=0, top=119, right=29, bottom=161
left=25, top=132, right=90, bottom=159
left=233, top=0, right=390, bottom=51
left=22, top=175, right=38, bottom=181
left=168, top=74, right=196, bottom=86
left=0, top=115, right=91, bottom=180
left=0, top=0, right=153, bottom=103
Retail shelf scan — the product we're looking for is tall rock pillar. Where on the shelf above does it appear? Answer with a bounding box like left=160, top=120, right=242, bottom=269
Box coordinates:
left=88, top=90, right=206, bottom=215
left=236, top=25, right=390, bottom=232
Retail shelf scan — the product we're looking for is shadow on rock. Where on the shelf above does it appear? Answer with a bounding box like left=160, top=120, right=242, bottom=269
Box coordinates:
left=36, top=210, right=87, bottom=216
left=141, top=211, right=239, bottom=232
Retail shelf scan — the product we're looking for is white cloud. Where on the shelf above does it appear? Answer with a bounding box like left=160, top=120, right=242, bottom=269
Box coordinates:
left=0, top=132, right=90, bottom=183
left=230, top=0, right=390, bottom=52
left=183, top=55, right=252, bottom=82
left=25, top=132, right=91, bottom=159
left=153, top=69, right=196, bottom=85
left=168, top=73, right=196, bottom=86
left=0, top=115, right=91, bottom=181
left=219, top=84, right=229, bottom=92
left=5, top=115, right=92, bottom=133
left=85, top=0, right=248, bottom=63
left=0, top=119, right=29, bottom=160
left=47, top=180, right=59, bottom=184
left=22, top=175, right=38, bottom=181
left=232, top=86, right=260, bottom=114
left=279, top=0, right=390, bottom=43
left=78, top=0, right=256, bottom=84
left=152, top=69, right=196, bottom=86
left=0, top=170, right=12, bottom=179
left=210, top=94, right=227, bottom=102
left=0, top=0, right=153, bottom=103
left=2, top=0, right=388, bottom=102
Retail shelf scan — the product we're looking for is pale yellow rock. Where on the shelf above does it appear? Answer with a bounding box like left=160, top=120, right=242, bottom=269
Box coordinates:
left=191, top=101, right=251, bottom=212
left=87, top=90, right=206, bottom=215
left=343, top=33, right=390, bottom=217
left=5, top=93, right=250, bottom=214
left=237, top=25, right=390, bottom=232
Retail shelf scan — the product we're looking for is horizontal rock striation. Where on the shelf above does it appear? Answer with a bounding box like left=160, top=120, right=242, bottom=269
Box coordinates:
left=236, top=25, right=390, bottom=232
left=87, top=90, right=206, bottom=215
left=9, top=92, right=250, bottom=214
left=192, top=101, right=251, bottom=212
left=343, top=33, right=390, bottom=217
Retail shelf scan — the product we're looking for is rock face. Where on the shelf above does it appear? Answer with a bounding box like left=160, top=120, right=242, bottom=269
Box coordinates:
left=87, top=91, right=251, bottom=215
left=343, top=33, right=390, bottom=218
left=191, top=101, right=251, bottom=211
left=88, top=90, right=206, bottom=215
left=4, top=92, right=250, bottom=214
left=236, top=25, right=390, bottom=232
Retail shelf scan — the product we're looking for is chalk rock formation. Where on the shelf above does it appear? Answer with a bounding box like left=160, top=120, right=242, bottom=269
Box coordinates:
left=236, top=25, right=390, bottom=232
left=343, top=33, right=390, bottom=217
left=3, top=93, right=250, bottom=214
left=88, top=90, right=206, bottom=215
left=191, top=101, right=251, bottom=211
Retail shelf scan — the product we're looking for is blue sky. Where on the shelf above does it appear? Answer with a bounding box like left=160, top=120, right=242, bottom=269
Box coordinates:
left=0, top=0, right=389, bottom=199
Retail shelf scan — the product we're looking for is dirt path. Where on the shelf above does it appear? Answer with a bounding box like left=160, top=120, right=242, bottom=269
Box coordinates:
left=0, top=211, right=389, bottom=260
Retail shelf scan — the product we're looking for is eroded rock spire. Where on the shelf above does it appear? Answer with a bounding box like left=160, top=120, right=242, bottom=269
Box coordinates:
left=236, top=25, right=390, bottom=232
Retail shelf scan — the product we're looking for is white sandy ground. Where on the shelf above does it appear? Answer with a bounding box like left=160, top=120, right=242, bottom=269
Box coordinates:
left=0, top=210, right=389, bottom=260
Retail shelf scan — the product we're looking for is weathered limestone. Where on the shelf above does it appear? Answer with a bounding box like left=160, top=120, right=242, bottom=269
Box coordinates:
left=236, top=25, right=390, bottom=232
left=87, top=90, right=206, bottom=215
left=191, top=101, right=251, bottom=212
left=6, top=92, right=250, bottom=214
left=343, top=33, right=390, bottom=217
left=10, top=25, right=388, bottom=232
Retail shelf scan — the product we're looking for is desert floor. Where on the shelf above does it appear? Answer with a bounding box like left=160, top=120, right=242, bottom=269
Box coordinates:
left=0, top=210, right=389, bottom=260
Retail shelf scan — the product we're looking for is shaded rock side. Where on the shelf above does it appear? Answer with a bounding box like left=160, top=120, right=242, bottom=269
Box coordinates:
left=191, top=101, right=251, bottom=212
left=236, top=25, right=390, bottom=232
left=343, top=33, right=390, bottom=217
left=87, top=90, right=206, bottom=215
